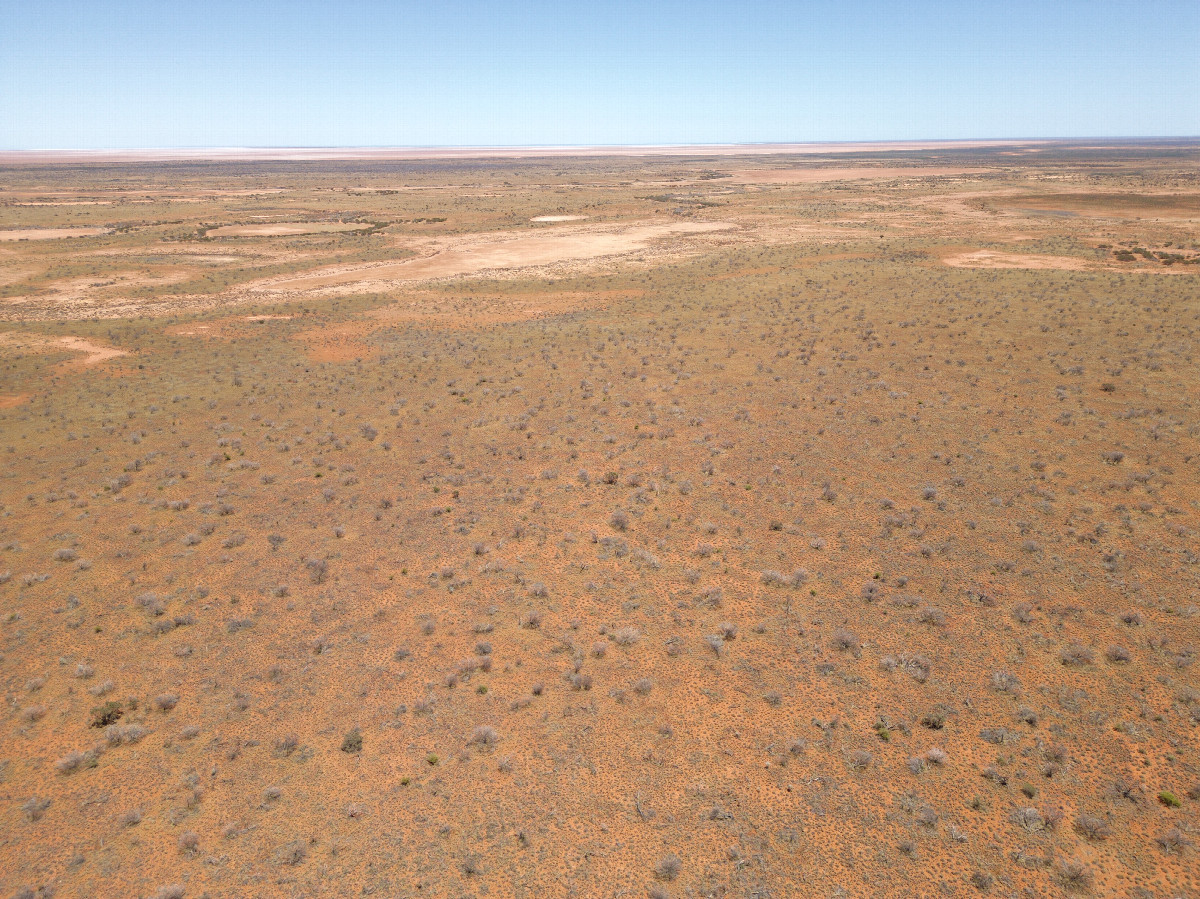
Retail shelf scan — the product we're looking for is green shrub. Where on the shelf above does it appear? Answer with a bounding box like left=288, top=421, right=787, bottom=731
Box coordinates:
left=1158, top=791, right=1181, bottom=808
left=90, top=701, right=123, bottom=728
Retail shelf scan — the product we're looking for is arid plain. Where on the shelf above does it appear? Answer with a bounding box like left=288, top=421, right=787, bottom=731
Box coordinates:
left=1, top=141, right=1198, bottom=899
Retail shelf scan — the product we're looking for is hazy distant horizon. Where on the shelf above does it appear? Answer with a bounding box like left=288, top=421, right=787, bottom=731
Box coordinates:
left=3, top=137, right=1199, bottom=164
left=6, top=136, right=1198, bottom=158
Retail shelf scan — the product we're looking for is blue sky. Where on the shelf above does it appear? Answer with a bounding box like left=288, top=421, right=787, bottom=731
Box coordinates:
left=1, top=0, right=1196, bottom=148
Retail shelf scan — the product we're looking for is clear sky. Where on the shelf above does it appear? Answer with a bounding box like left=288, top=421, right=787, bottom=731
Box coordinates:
left=1, top=0, right=1197, bottom=149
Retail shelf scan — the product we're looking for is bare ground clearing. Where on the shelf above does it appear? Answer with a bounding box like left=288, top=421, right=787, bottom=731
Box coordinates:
left=941, top=249, right=1195, bottom=273
left=0, top=228, right=110, bottom=241
left=255, top=220, right=735, bottom=293
left=0, top=332, right=128, bottom=366
left=206, top=222, right=373, bottom=237
left=942, top=249, right=1096, bottom=271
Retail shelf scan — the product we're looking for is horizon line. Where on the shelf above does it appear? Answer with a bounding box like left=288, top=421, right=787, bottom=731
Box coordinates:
left=3, top=136, right=1198, bottom=164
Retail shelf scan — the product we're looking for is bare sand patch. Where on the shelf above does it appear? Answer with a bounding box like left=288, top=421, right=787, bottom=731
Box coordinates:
left=8, top=200, right=114, bottom=207
left=0, top=227, right=110, bottom=241
left=0, top=332, right=128, bottom=366
left=942, top=250, right=1093, bottom=271
left=115, top=252, right=248, bottom=264
left=0, top=266, right=39, bottom=288
left=55, top=335, right=128, bottom=365
left=259, top=220, right=734, bottom=293
left=207, top=222, right=372, bottom=237
left=1, top=271, right=187, bottom=313
left=943, top=248, right=1193, bottom=274
left=169, top=324, right=213, bottom=337
left=189, top=188, right=288, bottom=197
left=732, top=167, right=988, bottom=184
left=0, top=393, right=30, bottom=408
left=531, top=215, right=588, bottom=222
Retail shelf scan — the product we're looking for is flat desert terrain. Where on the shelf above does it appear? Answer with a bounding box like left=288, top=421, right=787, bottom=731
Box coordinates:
left=0, top=140, right=1197, bottom=899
